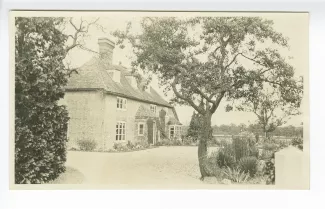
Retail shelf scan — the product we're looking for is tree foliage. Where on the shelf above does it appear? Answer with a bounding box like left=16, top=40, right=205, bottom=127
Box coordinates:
left=113, top=16, right=302, bottom=178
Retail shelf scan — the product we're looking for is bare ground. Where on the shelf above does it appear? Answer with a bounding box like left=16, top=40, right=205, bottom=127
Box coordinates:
left=65, top=146, right=219, bottom=185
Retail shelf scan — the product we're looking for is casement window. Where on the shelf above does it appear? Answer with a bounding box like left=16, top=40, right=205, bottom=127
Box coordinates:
left=150, top=104, right=156, bottom=113
left=116, top=122, right=126, bottom=141
left=117, top=97, right=127, bottom=110
left=169, top=126, right=175, bottom=138
left=169, top=125, right=182, bottom=138
left=138, top=123, right=144, bottom=136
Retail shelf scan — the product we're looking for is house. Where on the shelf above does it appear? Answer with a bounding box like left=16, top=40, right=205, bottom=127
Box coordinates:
left=63, top=37, right=183, bottom=150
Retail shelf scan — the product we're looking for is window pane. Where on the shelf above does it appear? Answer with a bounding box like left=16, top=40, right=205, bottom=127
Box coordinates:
left=116, top=135, right=118, bottom=141
left=122, top=135, right=125, bottom=141
left=139, top=124, right=143, bottom=134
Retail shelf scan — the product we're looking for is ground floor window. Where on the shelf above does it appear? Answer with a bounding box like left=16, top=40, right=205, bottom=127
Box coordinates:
left=116, top=121, right=126, bottom=141
left=169, top=126, right=174, bottom=138
left=138, top=122, right=144, bottom=136
left=169, top=125, right=182, bottom=139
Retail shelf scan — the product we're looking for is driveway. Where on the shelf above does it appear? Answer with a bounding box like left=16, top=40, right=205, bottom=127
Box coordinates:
left=66, top=146, right=217, bottom=185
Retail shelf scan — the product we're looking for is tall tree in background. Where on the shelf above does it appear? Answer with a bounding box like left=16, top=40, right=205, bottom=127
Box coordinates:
left=187, top=111, right=202, bottom=141
left=235, top=86, right=302, bottom=140
left=15, top=17, right=101, bottom=183
left=113, top=17, right=301, bottom=179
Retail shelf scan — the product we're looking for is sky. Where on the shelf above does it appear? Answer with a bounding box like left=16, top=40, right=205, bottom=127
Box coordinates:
left=64, top=12, right=308, bottom=126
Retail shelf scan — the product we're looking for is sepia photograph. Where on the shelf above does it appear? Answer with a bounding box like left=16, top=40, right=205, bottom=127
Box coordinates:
left=10, top=11, right=309, bottom=189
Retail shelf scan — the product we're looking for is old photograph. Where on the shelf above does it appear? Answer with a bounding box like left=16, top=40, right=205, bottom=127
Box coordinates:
left=10, top=11, right=309, bottom=189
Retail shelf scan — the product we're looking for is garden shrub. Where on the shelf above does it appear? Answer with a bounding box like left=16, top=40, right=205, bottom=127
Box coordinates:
left=260, top=149, right=274, bottom=160
left=249, top=145, right=259, bottom=158
left=113, top=143, right=127, bottom=151
left=222, top=167, right=250, bottom=183
left=127, top=140, right=135, bottom=149
left=77, top=139, right=97, bottom=151
left=238, top=156, right=258, bottom=177
left=291, top=137, right=303, bottom=150
left=133, top=141, right=150, bottom=149
left=262, top=142, right=278, bottom=151
left=264, top=159, right=275, bottom=185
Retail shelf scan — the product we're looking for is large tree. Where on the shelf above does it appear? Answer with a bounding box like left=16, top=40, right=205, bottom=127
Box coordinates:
left=15, top=17, right=101, bottom=183
left=113, top=16, right=301, bottom=179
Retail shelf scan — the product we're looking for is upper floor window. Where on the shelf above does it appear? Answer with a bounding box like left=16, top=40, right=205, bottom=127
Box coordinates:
left=150, top=104, right=156, bottom=113
left=117, top=97, right=127, bottom=110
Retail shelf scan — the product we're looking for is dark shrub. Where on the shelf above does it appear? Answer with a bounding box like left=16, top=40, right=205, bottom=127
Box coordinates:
left=249, top=146, right=259, bottom=158
left=15, top=17, right=69, bottom=184
left=291, top=137, right=303, bottom=150
left=217, top=145, right=236, bottom=169
left=77, top=139, right=97, bottom=151
left=238, top=156, right=258, bottom=177
left=174, top=140, right=182, bottom=146
left=232, top=136, right=250, bottom=161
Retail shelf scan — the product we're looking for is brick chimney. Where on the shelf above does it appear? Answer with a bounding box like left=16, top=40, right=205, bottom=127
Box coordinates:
left=98, top=37, right=115, bottom=64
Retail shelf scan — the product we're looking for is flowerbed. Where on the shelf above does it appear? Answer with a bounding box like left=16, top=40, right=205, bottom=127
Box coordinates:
left=204, top=132, right=279, bottom=185
left=68, top=140, right=155, bottom=153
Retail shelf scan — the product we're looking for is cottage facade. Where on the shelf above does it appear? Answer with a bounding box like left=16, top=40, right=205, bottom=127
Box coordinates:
left=63, top=38, right=182, bottom=150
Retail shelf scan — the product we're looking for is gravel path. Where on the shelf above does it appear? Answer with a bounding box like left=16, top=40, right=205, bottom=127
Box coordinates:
left=66, top=146, right=217, bottom=185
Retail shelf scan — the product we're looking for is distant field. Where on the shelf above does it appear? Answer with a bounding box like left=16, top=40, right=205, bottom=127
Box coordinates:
left=212, top=135, right=295, bottom=142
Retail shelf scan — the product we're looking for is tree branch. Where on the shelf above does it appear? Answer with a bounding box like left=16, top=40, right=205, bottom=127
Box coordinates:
left=171, top=76, right=205, bottom=115
left=210, top=91, right=225, bottom=113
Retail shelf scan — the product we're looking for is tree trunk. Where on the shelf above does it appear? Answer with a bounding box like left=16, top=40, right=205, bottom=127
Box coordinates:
left=198, top=112, right=212, bottom=180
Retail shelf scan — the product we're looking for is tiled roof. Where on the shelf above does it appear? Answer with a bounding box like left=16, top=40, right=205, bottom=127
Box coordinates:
left=167, top=118, right=183, bottom=125
left=135, top=105, right=156, bottom=119
left=65, top=56, right=172, bottom=107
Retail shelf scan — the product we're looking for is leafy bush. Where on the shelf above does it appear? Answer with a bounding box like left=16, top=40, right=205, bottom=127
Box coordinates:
left=15, top=17, right=69, bottom=184
left=262, top=142, right=278, bottom=151
left=259, top=149, right=274, bottom=160
left=222, top=167, right=250, bottom=183
left=135, top=141, right=150, bottom=149
left=126, top=140, right=135, bottom=149
left=182, top=138, right=194, bottom=146
left=156, top=139, right=171, bottom=146
left=238, top=156, right=258, bottom=177
left=113, top=143, right=128, bottom=151
left=111, top=141, right=150, bottom=152
left=156, top=139, right=186, bottom=146
left=276, top=139, right=290, bottom=149
left=291, top=137, right=303, bottom=150
left=77, top=139, right=97, bottom=151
